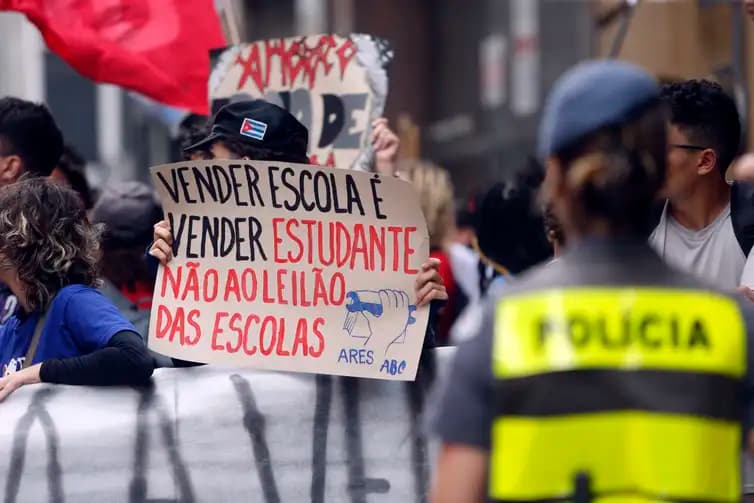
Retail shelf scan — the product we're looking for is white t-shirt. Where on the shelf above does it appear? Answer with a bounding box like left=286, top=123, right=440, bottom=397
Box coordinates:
left=649, top=202, right=745, bottom=290
left=447, top=243, right=480, bottom=304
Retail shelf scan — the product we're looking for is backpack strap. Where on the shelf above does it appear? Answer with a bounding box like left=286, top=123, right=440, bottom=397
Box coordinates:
left=22, top=310, right=49, bottom=369
left=21, top=294, right=57, bottom=369
left=731, top=182, right=754, bottom=256
left=644, top=200, right=665, bottom=238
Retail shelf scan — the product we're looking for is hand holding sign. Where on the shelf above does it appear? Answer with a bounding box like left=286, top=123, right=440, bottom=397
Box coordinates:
left=150, top=220, right=173, bottom=265
left=372, top=118, right=399, bottom=176
left=415, top=258, right=448, bottom=307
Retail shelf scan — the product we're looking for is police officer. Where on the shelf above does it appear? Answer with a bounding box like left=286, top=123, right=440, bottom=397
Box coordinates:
left=430, top=60, right=754, bottom=502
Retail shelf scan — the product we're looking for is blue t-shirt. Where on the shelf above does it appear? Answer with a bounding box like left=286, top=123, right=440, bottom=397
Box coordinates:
left=0, top=285, right=137, bottom=376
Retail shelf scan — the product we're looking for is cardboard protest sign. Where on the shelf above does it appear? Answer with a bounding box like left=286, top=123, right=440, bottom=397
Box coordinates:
left=209, top=34, right=393, bottom=170
left=149, top=160, right=429, bottom=380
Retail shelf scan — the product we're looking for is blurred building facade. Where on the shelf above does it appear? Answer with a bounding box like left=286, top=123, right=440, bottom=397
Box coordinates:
left=229, top=0, right=593, bottom=197
left=596, top=0, right=753, bottom=149
left=0, top=0, right=750, bottom=200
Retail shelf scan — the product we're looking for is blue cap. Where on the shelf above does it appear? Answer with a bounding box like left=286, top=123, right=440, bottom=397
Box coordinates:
left=537, top=60, right=659, bottom=159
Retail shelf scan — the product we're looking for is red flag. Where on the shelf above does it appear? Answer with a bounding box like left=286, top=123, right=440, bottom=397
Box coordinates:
left=0, top=0, right=226, bottom=114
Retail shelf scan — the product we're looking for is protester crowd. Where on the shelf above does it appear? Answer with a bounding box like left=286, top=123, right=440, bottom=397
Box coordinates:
left=2, top=73, right=754, bottom=373
left=432, top=59, right=754, bottom=503
left=0, top=95, right=450, bottom=398
left=3, top=43, right=754, bottom=501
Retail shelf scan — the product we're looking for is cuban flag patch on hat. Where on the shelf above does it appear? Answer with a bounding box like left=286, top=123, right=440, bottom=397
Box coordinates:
left=240, top=118, right=267, bottom=141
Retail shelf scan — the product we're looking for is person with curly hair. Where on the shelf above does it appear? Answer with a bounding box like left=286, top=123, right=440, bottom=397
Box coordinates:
left=0, top=178, right=153, bottom=401
left=649, top=80, right=745, bottom=289
left=176, top=113, right=210, bottom=161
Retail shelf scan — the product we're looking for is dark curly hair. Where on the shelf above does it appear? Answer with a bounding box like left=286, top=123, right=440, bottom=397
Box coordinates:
left=661, top=80, right=741, bottom=174
left=474, top=158, right=553, bottom=277
left=219, top=137, right=310, bottom=164
left=0, top=97, right=63, bottom=177
left=0, top=177, right=101, bottom=312
left=178, top=113, right=210, bottom=160
left=183, top=136, right=310, bottom=164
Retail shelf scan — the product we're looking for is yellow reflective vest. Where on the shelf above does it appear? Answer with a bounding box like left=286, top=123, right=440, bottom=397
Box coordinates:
left=489, top=288, right=745, bottom=502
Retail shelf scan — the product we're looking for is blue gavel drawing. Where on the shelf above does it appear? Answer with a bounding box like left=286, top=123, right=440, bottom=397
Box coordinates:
left=345, top=291, right=416, bottom=325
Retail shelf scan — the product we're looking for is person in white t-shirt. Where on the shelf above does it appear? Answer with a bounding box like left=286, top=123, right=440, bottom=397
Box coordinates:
left=648, top=80, right=745, bottom=290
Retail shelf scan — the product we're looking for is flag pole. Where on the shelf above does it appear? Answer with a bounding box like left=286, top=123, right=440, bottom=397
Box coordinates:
left=220, top=0, right=242, bottom=46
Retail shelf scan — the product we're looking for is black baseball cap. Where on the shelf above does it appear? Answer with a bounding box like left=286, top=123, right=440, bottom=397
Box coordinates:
left=185, top=99, right=309, bottom=163
left=92, top=181, right=163, bottom=249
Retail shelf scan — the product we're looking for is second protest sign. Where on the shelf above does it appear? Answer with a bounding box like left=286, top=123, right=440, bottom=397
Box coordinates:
left=149, top=160, right=429, bottom=380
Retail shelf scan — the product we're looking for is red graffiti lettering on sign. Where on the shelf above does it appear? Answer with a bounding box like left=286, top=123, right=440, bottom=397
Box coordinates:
left=235, top=35, right=357, bottom=93
left=308, top=152, right=336, bottom=167
left=235, top=44, right=264, bottom=94
left=335, top=39, right=357, bottom=79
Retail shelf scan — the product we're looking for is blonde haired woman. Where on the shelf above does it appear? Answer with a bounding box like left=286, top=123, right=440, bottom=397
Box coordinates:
left=401, top=160, right=458, bottom=345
